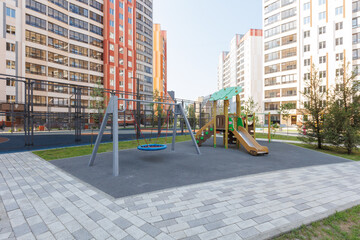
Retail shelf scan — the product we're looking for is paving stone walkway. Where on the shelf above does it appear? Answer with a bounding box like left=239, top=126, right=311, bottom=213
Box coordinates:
left=1, top=152, right=360, bottom=240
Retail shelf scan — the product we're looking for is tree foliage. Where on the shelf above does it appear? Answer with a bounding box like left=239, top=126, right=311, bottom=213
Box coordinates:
left=241, top=97, right=260, bottom=115
left=89, top=81, right=105, bottom=128
left=298, top=65, right=327, bottom=149
left=324, top=63, right=360, bottom=154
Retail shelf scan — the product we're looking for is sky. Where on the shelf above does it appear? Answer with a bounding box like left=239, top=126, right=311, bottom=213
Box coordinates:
left=153, top=0, right=262, bottom=100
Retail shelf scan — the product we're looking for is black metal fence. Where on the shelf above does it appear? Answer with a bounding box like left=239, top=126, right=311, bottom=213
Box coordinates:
left=0, top=74, right=213, bottom=152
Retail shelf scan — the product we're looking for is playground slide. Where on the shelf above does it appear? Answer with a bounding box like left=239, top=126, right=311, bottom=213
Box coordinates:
left=231, top=126, right=269, bottom=156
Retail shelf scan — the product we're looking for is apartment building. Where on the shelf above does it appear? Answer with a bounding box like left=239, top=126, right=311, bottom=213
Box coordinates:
left=135, top=0, right=153, bottom=109
left=153, top=23, right=167, bottom=99
left=0, top=0, right=154, bottom=125
left=217, top=29, right=263, bottom=113
left=263, top=0, right=352, bottom=125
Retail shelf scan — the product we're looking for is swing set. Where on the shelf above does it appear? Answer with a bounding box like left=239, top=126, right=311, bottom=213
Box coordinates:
left=89, top=92, right=201, bottom=176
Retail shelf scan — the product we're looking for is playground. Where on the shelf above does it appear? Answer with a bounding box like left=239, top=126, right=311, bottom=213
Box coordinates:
left=51, top=138, right=349, bottom=198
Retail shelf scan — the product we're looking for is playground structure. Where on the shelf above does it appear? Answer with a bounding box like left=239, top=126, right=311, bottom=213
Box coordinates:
left=196, top=87, right=269, bottom=156
left=88, top=93, right=201, bottom=176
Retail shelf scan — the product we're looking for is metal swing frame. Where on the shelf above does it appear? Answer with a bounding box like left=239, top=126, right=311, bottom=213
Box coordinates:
left=88, top=93, right=201, bottom=176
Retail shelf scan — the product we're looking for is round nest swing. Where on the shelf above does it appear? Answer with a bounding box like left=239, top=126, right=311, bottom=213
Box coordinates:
left=137, top=144, right=167, bottom=151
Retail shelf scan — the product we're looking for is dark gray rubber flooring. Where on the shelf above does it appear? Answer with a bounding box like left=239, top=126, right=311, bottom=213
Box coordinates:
left=50, top=138, right=350, bottom=198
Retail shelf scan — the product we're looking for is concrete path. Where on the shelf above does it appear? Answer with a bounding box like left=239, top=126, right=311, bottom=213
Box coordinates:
left=1, top=152, right=360, bottom=239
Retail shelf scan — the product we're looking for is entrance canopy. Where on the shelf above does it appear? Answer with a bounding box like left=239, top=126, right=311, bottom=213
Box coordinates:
left=209, top=86, right=243, bottom=101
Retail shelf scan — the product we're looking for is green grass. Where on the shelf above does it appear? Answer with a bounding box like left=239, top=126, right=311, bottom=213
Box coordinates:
left=290, top=143, right=360, bottom=161
left=255, top=132, right=300, bottom=141
left=274, top=205, right=360, bottom=240
left=33, top=135, right=191, bottom=161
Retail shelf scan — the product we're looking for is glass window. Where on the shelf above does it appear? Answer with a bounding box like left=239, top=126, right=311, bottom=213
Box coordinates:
left=90, top=49, right=103, bottom=60
left=6, top=7, right=16, bottom=17
left=48, top=22, right=68, bottom=37
left=48, top=52, right=68, bottom=65
left=6, top=42, right=15, bottom=52
left=69, top=3, right=88, bottom=17
left=49, top=0, right=68, bottom=10
left=70, top=44, right=88, bottom=56
left=335, top=6, right=343, bottom=16
left=70, top=58, right=88, bottom=69
left=26, top=62, right=46, bottom=75
left=69, top=30, right=88, bottom=43
left=90, top=36, right=103, bottom=48
left=90, top=24, right=103, bottom=36
left=48, top=7, right=68, bottom=24
left=25, top=46, right=46, bottom=60
left=319, top=11, right=326, bottom=20
left=26, top=14, right=46, bottom=30
left=90, top=11, right=103, bottom=24
left=6, top=60, right=16, bottom=70
left=26, top=0, right=46, bottom=14
left=70, top=17, right=88, bottom=30
left=26, top=30, right=46, bottom=45
left=90, top=0, right=103, bottom=11
left=48, top=67, right=68, bottom=79
left=48, top=37, right=68, bottom=51
left=6, top=25, right=16, bottom=35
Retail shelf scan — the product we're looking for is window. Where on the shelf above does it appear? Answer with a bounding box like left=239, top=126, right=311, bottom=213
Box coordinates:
left=48, top=7, right=68, bottom=24
left=281, top=20, right=296, bottom=32
left=281, top=47, right=296, bottom=58
left=319, top=86, right=326, bottom=93
left=304, top=30, right=310, bottom=38
left=6, top=60, right=16, bottom=70
left=303, top=2, right=310, bottom=11
left=26, top=30, right=46, bottom=45
left=354, top=1, right=360, bottom=13
left=90, top=36, right=103, bottom=48
left=70, top=17, right=88, bottom=30
left=128, top=18, right=132, bottom=24
left=69, top=3, right=88, bottom=17
left=119, top=69, right=124, bottom=76
left=335, top=37, right=343, bottom=46
left=48, top=67, right=68, bottom=79
left=335, top=22, right=343, bottom=30
left=6, top=7, right=16, bottom=17
left=336, top=68, right=344, bottom=76
left=304, top=16, right=310, bottom=25
left=265, top=13, right=280, bottom=26
left=119, top=47, right=124, bottom=53
left=319, top=12, right=326, bottom=20
left=128, top=50, right=132, bottom=57
left=49, top=0, right=68, bottom=10
left=128, top=7, right=132, bottom=13
left=26, top=14, right=46, bottom=30
left=265, top=1, right=280, bottom=14
left=336, top=53, right=344, bottom=61
left=281, top=0, right=295, bottom=7
left=282, top=34, right=296, bottom=45
left=119, top=13, right=124, bottom=20
left=265, top=64, right=280, bottom=74
left=26, top=46, right=46, bottom=60
left=319, top=26, right=326, bottom=34
left=353, top=17, right=359, bottom=28
left=265, top=51, right=280, bottom=62
left=353, top=49, right=360, bottom=60
left=90, top=11, right=103, bottom=23
left=109, top=56, right=114, bottom=62
left=48, top=52, right=68, bottom=65
left=319, top=56, right=326, bottom=64
left=119, top=2, right=123, bottom=8
left=281, top=7, right=296, bottom=20
left=109, top=8, right=114, bottom=15
left=304, top=59, right=310, bottom=66
left=319, top=0, right=325, bottom=5
left=109, top=20, right=115, bottom=27
left=70, top=72, right=88, bottom=82
left=319, top=41, right=326, bottom=49
left=90, top=62, right=103, bottom=72
left=304, top=44, right=310, bottom=52
left=265, top=38, right=280, bottom=50
left=90, top=49, right=103, bottom=60
left=6, top=25, right=16, bottom=35
left=26, top=62, right=46, bottom=75
left=128, top=61, right=132, bottom=67
left=319, top=71, right=326, bottom=78
left=90, top=0, right=103, bottom=11
left=110, top=44, right=114, bottom=51
left=70, top=58, right=88, bottom=69
left=48, top=22, right=68, bottom=37
left=281, top=61, right=296, bottom=71
left=6, top=43, right=15, bottom=52
left=90, top=24, right=103, bottom=36
left=69, top=30, right=88, bottom=43
left=70, top=44, right=88, bottom=56
left=6, top=78, right=16, bottom=87
left=304, top=73, right=310, bottom=80
left=265, top=25, right=280, bottom=38
left=48, top=37, right=68, bottom=51
left=335, top=6, right=343, bottom=16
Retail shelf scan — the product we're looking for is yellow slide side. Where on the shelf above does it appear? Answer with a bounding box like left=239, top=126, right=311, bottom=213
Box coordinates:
left=231, top=126, right=269, bottom=156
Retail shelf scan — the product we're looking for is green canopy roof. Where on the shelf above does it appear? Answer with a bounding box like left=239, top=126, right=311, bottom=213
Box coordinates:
left=209, top=86, right=243, bottom=101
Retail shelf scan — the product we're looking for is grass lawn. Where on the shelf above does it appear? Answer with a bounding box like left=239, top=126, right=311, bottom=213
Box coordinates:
left=290, top=143, right=360, bottom=161
left=33, top=135, right=191, bottom=161
left=274, top=205, right=360, bottom=240
left=255, top=132, right=300, bottom=141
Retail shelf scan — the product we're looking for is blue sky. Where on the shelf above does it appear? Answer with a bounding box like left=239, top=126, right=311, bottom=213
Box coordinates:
left=153, top=0, right=262, bottom=100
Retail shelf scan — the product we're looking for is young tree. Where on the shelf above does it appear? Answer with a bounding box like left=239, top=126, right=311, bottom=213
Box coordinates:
left=324, top=63, right=360, bottom=154
left=186, top=104, right=197, bottom=128
left=299, top=65, right=327, bottom=149
left=241, top=97, right=260, bottom=115
left=89, top=81, right=105, bottom=129
left=277, top=102, right=296, bottom=133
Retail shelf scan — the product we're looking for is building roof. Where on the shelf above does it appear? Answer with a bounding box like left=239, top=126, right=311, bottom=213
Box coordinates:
left=209, top=86, right=243, bottom=101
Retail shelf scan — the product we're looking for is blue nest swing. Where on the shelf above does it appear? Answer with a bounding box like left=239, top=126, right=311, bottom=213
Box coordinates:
left=137, top=144, right=167, bottom=151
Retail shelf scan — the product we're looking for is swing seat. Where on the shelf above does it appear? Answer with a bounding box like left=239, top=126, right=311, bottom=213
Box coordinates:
left=137, top=144, right=167, bottom=151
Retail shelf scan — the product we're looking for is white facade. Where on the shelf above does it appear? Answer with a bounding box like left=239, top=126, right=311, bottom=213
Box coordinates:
left=263, top=0, right=354, bottom=125
left=217, top=30, right=263, bottom=113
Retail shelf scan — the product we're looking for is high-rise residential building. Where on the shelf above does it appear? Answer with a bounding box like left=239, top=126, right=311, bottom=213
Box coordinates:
left=1, top=0, right=105, bottom=116
left=0, top=0, right=154, bottom=124
left=263, top=0, right=352, bottom=125
left=135, top=0, right=153, bottom=109
left=217, top=30, right=263, bottom=112
left=153, top=24, right=167, bottom=99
